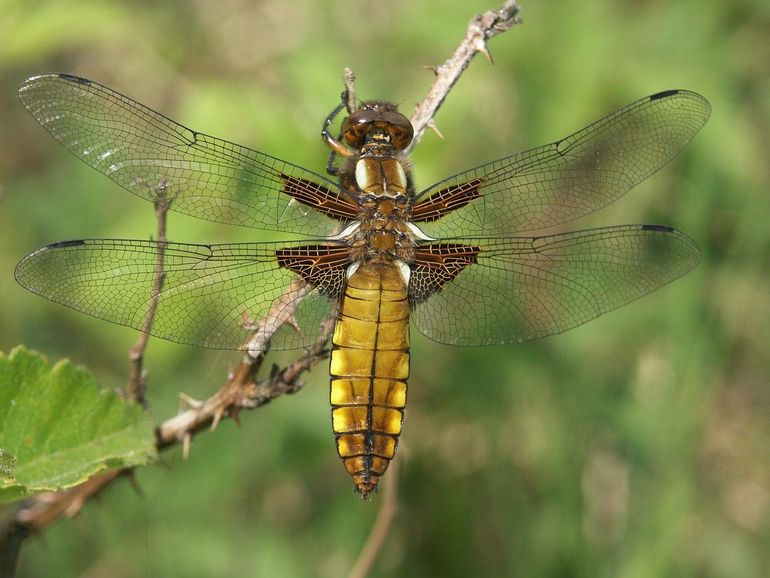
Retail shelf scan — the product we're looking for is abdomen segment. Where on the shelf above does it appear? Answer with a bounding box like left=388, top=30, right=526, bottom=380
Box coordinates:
left=330, top=261, right=409, bottom=497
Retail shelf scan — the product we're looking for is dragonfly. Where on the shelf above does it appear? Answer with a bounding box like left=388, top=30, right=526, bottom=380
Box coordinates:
left=15, top=74, right=710, bottom=497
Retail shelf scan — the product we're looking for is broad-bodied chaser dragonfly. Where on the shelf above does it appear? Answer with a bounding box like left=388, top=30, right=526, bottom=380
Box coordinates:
left=16, top=74, right=709, bottom=497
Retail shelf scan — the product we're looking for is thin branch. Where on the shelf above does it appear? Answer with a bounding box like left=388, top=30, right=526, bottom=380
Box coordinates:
left=127, top=185, right=172, bottom=405
left=347, top=458, right=401, bottom=578
left=343, top=67, right=357, bottom=113
left=242, top=277, right=314, bottom=357
left=13, top=470, right=123, bottom=531
left=406, top=0, right=521, bottom=154
left=157, top=312, right=334, bottom=451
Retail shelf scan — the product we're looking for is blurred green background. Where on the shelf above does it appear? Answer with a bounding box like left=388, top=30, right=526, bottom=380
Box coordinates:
left=1, top=0, right=768, bottom=576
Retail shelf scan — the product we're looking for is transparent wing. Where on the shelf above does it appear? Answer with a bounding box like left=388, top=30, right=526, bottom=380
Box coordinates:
left=411, top=225, right=700, bottom=346
left=14, top=238, right=343, bottom=350
left=414, top=90, right=711, bottom=237
left=18, top=74, right=346, bottom=236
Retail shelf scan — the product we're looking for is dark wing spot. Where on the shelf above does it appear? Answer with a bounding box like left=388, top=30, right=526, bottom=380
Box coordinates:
left=641, top=224, right=674, bottom=232
left=48, top=239, right=86, bottom=248
left=649, top=89, right=681, bottom=101
left=57, top=74, right=91, bottom=85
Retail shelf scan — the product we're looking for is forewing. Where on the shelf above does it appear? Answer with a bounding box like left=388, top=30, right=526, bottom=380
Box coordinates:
left=414, top=90, right=710, bottom=237
left=14, top=239, right=346, bottom=350
left=18, top=74, right=350, bottom=236
left=410, top=225, right=700, bottom=345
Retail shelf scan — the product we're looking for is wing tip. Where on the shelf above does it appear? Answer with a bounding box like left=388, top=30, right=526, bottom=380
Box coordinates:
left=14, top=240, right=87, bottom=282
left=639, top=224, right=702, bottom=266
left=649, top=89, right=712, bottom=120
left=20, top=72, right=91, bottom=91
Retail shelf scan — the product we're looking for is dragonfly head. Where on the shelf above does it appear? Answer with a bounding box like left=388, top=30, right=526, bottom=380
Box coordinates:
left=341, top=101, right=414, bottom=150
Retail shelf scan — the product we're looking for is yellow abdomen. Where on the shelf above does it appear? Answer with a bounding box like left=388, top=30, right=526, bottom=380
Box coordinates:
left=330, top=260, right=409, bottom=497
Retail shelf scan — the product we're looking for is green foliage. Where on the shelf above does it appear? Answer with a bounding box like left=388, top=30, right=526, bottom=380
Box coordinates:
left=0, top=347, right=156, bottom=503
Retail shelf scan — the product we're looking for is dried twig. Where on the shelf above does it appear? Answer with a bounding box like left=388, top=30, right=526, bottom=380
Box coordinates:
left=157, top=313, right=334, bottom=452
left=13, top=470, right=124, bottom=531
left=406, top=0, right=521, bottom=154
left=127, top=186, right=171, bottom=405
left=343, top=67, right=357, bottom=113
left=243, top=277, right=313, bottom=357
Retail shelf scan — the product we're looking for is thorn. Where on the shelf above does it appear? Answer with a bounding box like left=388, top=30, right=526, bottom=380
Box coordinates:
left=427, top=119, right=444, bottom=140
left=125, top=470, right=145, bottom=498
left=64, top=496, right=85, bottom=529
left=211, top=407, right=223, bottom=431
left=239, top=307, right=259, bottom=330
left=182, top=433, right=191, bottom=459
left=179, top=392, right=203, bottom=410
left=474, top=38, right=494, bottom=64
left=284, top=313, right=301, bottom=333
left=286, top=379, right=304, bottom=395
left=64, top=495, right=86, bottom=518
left=231, top=407, right=242, bottom=427
left=422, top=64, right=440, bottom=76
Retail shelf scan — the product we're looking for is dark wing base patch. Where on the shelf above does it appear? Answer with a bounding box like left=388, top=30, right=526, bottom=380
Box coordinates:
left=409, top=243, right=480, bottom=304
left=276, top=244, right=352, bottom=299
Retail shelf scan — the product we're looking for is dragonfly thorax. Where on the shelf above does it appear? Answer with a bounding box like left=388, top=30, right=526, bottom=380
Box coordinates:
left=345, top=154, right=416, bottom=261
left=349, top=199, right=416, bottom=263
left=354, top=157, right=409, bottom=197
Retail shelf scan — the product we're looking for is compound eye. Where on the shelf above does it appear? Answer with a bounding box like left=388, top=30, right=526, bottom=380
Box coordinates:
left=383, top=112, right=414, bottom=149
left=341, top=110, right=378, bottom=147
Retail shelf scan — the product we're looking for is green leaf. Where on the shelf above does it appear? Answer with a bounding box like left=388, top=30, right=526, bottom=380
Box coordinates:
left=0, top=346, right=157, bottom=503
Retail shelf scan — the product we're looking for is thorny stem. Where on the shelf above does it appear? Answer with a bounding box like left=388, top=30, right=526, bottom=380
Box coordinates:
left=2, top=0, right=523, bottom=564
left=406, top=0, right=521, bottom=155
left=157, top=313, right=335, bottom=452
